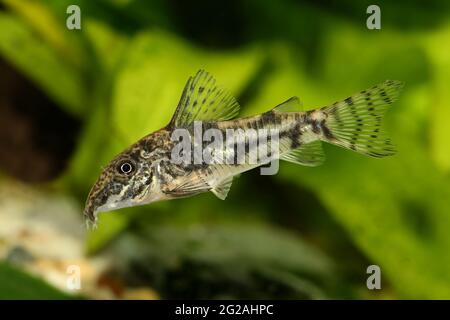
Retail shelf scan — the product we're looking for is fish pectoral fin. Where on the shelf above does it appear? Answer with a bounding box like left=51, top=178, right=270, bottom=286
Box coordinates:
left=169, top=70, right=240, bottom=128
left=280, top=140, right=325, bottom=167
left=167, top=175, right=210, bottom=196
left=272, top=96, right=304, bottom=113
left=211, top=176, right=233, bottom=200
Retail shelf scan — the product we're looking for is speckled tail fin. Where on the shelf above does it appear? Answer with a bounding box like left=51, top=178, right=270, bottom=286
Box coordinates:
left=321, top=80, right=404, bottom=158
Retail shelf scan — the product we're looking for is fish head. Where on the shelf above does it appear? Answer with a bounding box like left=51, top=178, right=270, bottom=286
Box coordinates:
left=83, top=148, right=156, bottom=225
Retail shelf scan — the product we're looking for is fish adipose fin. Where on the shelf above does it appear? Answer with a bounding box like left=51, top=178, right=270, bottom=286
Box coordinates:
left=273, top=96, right=304, bottom=113
left=319, top=80, right=404, bottom=157
left=281, top=140, right=325, bottom=167
left=169, top=70, right=240, bottom=128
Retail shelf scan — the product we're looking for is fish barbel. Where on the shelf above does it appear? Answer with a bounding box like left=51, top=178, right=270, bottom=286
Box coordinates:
left=84, top=70, right=403, bottom=225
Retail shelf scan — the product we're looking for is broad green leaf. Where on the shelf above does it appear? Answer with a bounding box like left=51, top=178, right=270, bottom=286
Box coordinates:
left=422, top=23, right=450, bottom=173
left=83, top=18, right=129, bottom=73
left=0, top=13, right=86, bottom=116
left=2, top=0, right=84, bottom=68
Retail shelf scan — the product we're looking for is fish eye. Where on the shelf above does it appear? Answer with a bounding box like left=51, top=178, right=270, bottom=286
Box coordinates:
left=117, top=160, right=135, bottom=175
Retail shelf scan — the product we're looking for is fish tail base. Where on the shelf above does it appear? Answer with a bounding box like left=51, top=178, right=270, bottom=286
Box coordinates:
left=317, top=80, right=403, bottom=158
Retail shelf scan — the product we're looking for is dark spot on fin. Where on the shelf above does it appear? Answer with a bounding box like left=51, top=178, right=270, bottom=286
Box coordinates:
left=320, top=120, right=334, bottom=140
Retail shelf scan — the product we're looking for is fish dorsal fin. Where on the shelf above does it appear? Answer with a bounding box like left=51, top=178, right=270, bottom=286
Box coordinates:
left=280, top=140, right=325, bottom=167
left=211, top=176, right=233, bottom=200
left=272, top=96, right=303, bottom=113
left=169, top=70, right=240, bottom=128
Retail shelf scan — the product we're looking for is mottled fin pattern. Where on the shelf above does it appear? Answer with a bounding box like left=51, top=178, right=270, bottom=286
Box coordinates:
left=170, top=70, right=240, bottom=127
left=281, top=140, right=325, bottom=167
left=321, top=80, right=403, bottom=158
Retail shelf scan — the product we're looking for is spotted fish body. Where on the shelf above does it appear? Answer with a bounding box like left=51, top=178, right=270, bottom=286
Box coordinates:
left=84, top=70, right=403, bottom=225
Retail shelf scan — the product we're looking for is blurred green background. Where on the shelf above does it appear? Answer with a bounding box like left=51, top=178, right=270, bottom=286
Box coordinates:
left=0, top=0, right=449, bottom=299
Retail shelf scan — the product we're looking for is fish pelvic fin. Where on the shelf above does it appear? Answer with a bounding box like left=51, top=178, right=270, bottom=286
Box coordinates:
left=314, top=80, right=404, bottom=158
left=280, top=140, right=325, bottom=167
left=211, top=176, right=233, bottom=200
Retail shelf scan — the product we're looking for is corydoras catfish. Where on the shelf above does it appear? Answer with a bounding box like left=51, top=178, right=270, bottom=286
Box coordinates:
left=84, top=70, right=403, bottom=225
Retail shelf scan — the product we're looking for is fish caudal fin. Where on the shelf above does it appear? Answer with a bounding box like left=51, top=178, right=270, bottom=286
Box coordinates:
left=317, top=80, right=404, bottom=158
